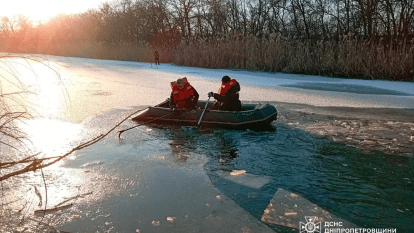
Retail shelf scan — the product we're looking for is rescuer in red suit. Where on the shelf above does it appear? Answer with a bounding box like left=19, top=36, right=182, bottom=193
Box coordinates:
left=208, top=76, right=241, bottom=111
left=170, top=77, right=199, bottom=111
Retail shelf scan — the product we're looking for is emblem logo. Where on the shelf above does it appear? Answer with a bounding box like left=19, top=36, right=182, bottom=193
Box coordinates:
left=299, top=216, right=321, bottom=233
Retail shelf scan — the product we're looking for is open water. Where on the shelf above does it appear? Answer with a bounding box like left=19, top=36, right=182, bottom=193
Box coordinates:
left=52, top=108, right=414, bottom=232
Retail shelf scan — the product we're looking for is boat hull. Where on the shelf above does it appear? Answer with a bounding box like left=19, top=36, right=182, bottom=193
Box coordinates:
left=131, top=100, right=277, bottom=129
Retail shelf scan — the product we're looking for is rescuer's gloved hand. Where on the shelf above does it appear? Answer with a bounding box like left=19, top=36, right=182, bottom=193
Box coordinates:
left=170, top=106, right=178, bottom=112
left=208, top=92, right=214, bottom=98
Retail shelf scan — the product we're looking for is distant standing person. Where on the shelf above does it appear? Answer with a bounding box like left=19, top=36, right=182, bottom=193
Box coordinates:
left=208, top=75, right=241, bottom=111
left=154, top=50, right=160, bottom=65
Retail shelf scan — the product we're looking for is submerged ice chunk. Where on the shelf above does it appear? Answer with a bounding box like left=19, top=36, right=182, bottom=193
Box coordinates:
left=261, top=188, right=357, bottom=229
left=215, top=170, right=270, bottom=189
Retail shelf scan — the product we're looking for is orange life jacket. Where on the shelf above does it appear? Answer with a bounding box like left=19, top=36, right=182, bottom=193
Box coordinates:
left=171, top=78, right=195, bottom=109
left=218, top=78, right=238, bottom=95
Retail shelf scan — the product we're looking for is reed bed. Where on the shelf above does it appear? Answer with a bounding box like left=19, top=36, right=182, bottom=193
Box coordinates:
left=35, top=41, right=155, bottom=62
left=172, top=34, right=414, bottom=81
left=3, top=34, right=412, bottom=81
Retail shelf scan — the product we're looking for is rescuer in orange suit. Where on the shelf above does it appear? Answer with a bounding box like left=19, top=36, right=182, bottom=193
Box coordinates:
left=208, top=75, right=241, bottom=111
left=170, top=77, right=199, bottom=111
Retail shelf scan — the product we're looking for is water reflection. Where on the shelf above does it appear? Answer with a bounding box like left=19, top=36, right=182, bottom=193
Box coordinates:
left=216, top=135, right=239, bottom=164
left=4, top=59, right=68, bottom=119
left=30, top=64, right=66, bottom=118
left=169, top=140, right=190, bottom=161
left=20, top=118, right=83, bottom=158
left=219, top=148, right=239, bottom=163
left=0, top=58, right=96, bottom=229
left=314, top=143, right=414, bottom=229
left=10, top=119, right=86, bottom=212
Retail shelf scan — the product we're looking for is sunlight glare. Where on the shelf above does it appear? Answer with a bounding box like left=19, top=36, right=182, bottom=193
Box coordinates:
left=21, top=118, right=83, bottom=158
left=2, top=0, right=105, bottom=22
left=13, top=59, right=68, bottom=119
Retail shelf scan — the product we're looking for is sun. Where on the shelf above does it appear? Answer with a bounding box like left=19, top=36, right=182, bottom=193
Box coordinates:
left=3, top=1, right=59, bottom=22
left=24, top=2, right=63, bottom=22
left=1, top=0, right=104, bottom=22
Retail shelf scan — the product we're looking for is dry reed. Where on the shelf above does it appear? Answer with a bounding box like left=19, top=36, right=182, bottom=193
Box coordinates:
left=4, top=34, right=412, bottom=80
left=172, top=34, right=414, bottom=81
left=32, top=41, right=155, bottom=63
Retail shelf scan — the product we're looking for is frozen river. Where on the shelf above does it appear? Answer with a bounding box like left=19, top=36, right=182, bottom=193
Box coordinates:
left=1, top=55, right=413, bottom=232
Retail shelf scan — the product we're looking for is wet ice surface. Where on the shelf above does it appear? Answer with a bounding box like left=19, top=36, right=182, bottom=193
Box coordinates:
left=1, top=55, right=414, bottom=232
left=261, top=188, right=356, bottom=229
left=275, top=103, right=414, bottom=157
left=280, top=82, right=414, bottom=96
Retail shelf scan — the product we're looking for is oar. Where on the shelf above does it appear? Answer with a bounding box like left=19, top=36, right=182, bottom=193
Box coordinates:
left=197, top=97, right=211, bottom=127
left=118, top=112, right=175, bottom=139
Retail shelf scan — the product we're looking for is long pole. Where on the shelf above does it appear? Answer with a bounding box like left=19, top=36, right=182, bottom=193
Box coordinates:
left=197, top=97, right=211, bottom=127
left=118, top=112, right=174, bottom=139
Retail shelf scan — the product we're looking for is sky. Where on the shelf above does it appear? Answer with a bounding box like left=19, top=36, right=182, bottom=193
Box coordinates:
left=1, top=0, right=108, bottom=22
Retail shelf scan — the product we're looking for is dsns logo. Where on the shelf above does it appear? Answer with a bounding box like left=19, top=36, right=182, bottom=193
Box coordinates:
left=300, top=216, right=321, bottom=233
